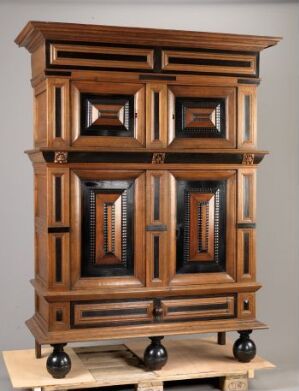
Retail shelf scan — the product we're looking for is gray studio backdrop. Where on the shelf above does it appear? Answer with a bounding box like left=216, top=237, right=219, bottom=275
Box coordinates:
left=0, top=1, right=298, bottom=390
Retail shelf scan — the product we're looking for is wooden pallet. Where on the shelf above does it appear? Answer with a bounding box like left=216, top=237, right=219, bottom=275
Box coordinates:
left=2, top=337, right=274, bottom=391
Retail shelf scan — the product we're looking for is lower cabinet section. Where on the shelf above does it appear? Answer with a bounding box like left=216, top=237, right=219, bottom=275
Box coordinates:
left=36, top=292, right=256, bottom=332
left=70, top=295, right=237, bottom=329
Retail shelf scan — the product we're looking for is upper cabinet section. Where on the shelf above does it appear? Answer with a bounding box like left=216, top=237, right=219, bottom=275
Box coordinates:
left=16, top=21, right=281, bottom=151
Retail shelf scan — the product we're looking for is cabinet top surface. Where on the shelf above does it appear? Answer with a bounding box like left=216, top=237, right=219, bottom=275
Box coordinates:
left=15, top=20, right=281, bottom=53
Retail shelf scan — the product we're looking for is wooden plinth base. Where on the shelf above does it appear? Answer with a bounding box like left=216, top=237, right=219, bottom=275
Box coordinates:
left=2, top=337, right=274, bottom=391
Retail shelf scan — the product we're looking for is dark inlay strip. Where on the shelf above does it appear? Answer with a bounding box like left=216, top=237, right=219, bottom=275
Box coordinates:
left=244, top=95, right=250, bottom=142
left=48, top=226, right=70, bottom=233
left=139, top=74, right=176, bottom=81
left=146, top=224, right=167, bottom=232
left=81, top=307, right=147, bottom=318
left=243, top=175, right=250, bottom=219
left=55, top=237, right=62, bottom=283
left=154, top=236, right=160, bottom=279
left=58, top=51, right=147, bottom=63
left=153, top=176, right=160, bottom=220
left=243, top=232, right=250, bottom=275
left=45, top=70, right=72, bottom=76
left=55, top=176, right=62, bottom=222
left=55, top=87, right=62, bottom=138
left=153, top=92, right=160, bottom=140
left=56, top=309, right=63, bottom=322
left=41, top=151, right=265, bottom=165
left=169, top=57, right=251, bottom=68
left=237, top=223, right=256, bottom=229
left=238, top=78, right=260, bottom=85
left=168, top=303, right=228, bottom=313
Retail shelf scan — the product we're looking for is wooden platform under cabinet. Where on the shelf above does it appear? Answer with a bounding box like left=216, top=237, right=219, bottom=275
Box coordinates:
left=2, top=338, right=275, bottom=391
left=15, top=21, right=280, bottom=377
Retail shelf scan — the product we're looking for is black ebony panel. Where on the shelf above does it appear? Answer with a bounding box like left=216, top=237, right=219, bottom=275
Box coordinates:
left=154, top=92, right=160, bottom=140
left=154, top=236, right=160, bottom=279
left=153, top=176, right=160, bottom=221
left=168, top=303, right=228, bottom=313
left=58, top=51, right=147, bottom=63
left=81, top=179, right=134, bottom=277
left=169, top=57, right=251, bottom=68
left=175, top=97, right=226, bottom=138
left=243, top=232, right=250, bottom=275
left=55, top=87, right=62, bottom=138
left=176, top=179, right=227, bottom=274
left=80, top=93, right=135, bottom=137
left=42, top=151, right=266, bottom=165
left=55, top=237, right=62, bottom=283
left=82, top=308, right=147, bottom=318
left=55, top=176, right=62, bottom=222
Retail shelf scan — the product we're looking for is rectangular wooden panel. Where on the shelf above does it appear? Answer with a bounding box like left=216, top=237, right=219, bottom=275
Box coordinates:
left=168, top=86, right=236, bottom=148
left=71, top=170, right=145, bottom=289
left=161, top=49, right=257, bottom=76
left=48, top=232, right=70, bottom=290
left=238, top=168, right=256, bottom=223
left=189, top=192, right=215, bottom=261
left=146, top=83, right=168, bottom=148
left=33, top=82, right=47, bottom=147
left=72, top=300, right=153, bottom=328
left=238, top=86, right=257, bottom=148
left=47, top=78, right=70, bottom=146
left=47, top=167, right=70, bottom=227
left=161, top=296, right=235, bottom=321
left=49, top=302, right=70, bottom=331
left=49, top=43, right=154, bottom=70
left=169, top=170, right=236, bottom=286
left=146, top=171, right=171, bottom=287
left=237, top=293, right=256, bottom=319
left=237, top=228, right=256, bottom=282
left=71, top=81, right=145, bottom=147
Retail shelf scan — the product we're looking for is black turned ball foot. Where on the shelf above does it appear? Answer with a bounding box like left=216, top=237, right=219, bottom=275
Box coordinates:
left=144, top=336, right=168, bottom=370
left=46, top=344, right=72, bottom=379
left=233, top=330, right=256, bottom=363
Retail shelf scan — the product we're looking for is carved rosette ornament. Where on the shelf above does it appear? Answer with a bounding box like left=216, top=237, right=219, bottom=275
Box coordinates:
left=242, top=153, right=255, bottom=165
left=54, top=151, right=68, bottom=164
left=152, top=153, right=166, bottom=164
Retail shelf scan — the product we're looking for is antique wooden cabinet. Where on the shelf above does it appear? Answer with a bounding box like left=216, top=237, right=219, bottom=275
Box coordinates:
left=15, top=22, right=280, bottom=378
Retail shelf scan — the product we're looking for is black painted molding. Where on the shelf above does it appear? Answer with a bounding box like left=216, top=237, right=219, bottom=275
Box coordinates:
left=40, top=151, right=266, bottom=165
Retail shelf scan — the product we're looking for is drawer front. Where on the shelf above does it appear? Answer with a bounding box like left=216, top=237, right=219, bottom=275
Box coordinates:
left=72, top=300, right=154, bottom=328
left=160, top=296, right=235, bottom=322
left=49, top=42, right=154, bottom=71
left=71, top=295, right=235, bottom=328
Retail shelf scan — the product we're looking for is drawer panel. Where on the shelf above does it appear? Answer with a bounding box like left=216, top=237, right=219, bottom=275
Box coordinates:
left=160, top=296, right=235, bottom=321
left=71, top=295, right=235, bottom=328
left=49, top=43, right=154, bottom=71
left=72, top=300, right=153, bottom=327
left=161, top=49, right=257, bottom=76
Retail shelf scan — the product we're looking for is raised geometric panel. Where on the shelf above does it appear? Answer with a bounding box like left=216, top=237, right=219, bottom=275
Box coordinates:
left=81, top=93, right=134, bottom=136
left=81, top=179, right=134, bottom=277
left=189, top=192, right=215, bottom=261
left=176, top=179, right=227, bottom=274
left=175, top=98, right=226, bottom=138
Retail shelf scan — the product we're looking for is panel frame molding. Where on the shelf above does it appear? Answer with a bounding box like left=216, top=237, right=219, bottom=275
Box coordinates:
left=168, top=85, right=236, bottom=148
left=169, top=170, right=237, bottom=286
left=71, top=81, right=145, bottom=148
left=70, top=169, right=146, bottom=290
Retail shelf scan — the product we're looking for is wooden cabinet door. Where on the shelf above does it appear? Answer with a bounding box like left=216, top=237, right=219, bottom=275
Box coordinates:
left=169, top=170, right=236, bottom=286
left=168, top=85, right=236, bottom=148
left=71, top=82, right=145, bottom=148
left=70, top=169, right=145, bottom=289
